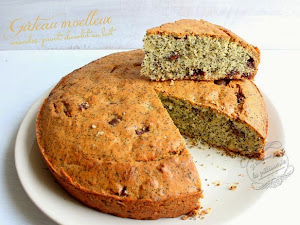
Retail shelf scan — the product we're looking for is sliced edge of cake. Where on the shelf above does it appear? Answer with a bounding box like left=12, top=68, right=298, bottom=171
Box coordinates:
left=153, top=79, right=268, bottom=159
left=142, top=19, right=260, bottom=81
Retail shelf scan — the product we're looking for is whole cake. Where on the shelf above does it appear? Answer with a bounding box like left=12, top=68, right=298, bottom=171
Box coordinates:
left=36, top=50, right=267, bottom=220
left=141, top=19, right=260, bottom=81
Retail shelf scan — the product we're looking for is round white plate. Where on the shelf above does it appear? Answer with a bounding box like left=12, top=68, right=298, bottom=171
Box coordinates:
left=15, top=87, right=286, bottom=225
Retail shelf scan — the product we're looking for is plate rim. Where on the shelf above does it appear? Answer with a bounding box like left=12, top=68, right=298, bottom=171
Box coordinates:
left=14, top=87, right=63, bottom=225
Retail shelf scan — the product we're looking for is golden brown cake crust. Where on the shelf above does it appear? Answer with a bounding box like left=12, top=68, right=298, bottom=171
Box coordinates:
left=36, top=50, right=202, bottom=220
left=147, top=19, right=230, bottom=38
left=146, top=19, right=260, bottom=76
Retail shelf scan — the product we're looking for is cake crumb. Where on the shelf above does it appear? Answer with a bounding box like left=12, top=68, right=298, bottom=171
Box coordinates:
left=229, top=185, right=237, bottom=190
left=200, top=164, right=204, bottom=167
left=200, top=208, right=211, bottom=216
left=212, top=181, right=221, bottom=186
left=182, top=215, right=188, bottom=220
left=91, top=124, right=97, bottom=129
left=222, top=168, right=227, bottom=171
left=274, top=149, right=285, bottom=157
left=182, top=206, right=211, bottom=220
left=238, top=174, right=244, bottom=177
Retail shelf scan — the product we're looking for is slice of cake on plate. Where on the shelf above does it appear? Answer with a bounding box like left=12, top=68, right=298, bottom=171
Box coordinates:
left=142, top=19, right=260, bottom=81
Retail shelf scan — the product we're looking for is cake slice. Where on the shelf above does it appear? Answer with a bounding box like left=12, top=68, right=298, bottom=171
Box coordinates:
left=142, top=19, right=260, bottom=81
left=152, top=79, right=268, bottom=159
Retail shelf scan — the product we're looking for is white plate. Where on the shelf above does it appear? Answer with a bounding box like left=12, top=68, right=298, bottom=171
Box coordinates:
left=15, top=86, right=285, bottom=225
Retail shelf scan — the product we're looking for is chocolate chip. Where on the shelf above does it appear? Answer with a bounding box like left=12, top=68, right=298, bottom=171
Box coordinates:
left=158, top=164, right=166, bottom=173
left=226, top=71, right=239, bottom=78
left=79, top=102, right=89, bottom=110
left=214, top=80, right=231, bottom=86
left=109, top=118, right=119, bottom=126
left=108, top=115, right=122, bottom=126
left=169, top=53, right=180, bottom=61
left=135, top=126, right=150, bottom=135
left=241, top=73, right=253, bottom=79
left=229, top=120, right=245, bottom=138
left=62, top=101, right=72, bottom=117
left=120, top=186, right=128, bottom=196
left=236, top=93, right=245, bottom=104
left=169, top=150, right=178, bottom=155
left=229, top=120, right=240, bottom=136
left=53, top=103, right=58, bottom=113
left=110, top=65, right=119, bottom=73
left=193, top=69, right=205, bottom=76
left=247, top=57, right=255, bottom=68
left=236, top=89, right=245, bottom=104
left=133, top=62, right=141, bottom=67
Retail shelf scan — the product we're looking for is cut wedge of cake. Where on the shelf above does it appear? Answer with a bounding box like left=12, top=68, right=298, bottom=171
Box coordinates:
left=36, top=50, right=267, bottom=220
left=141, top=19, right=260, bottom=81
left=152, top=79, right=268, bottom=159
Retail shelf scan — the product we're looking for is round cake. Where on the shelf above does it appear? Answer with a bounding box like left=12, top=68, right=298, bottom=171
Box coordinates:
left=36, top=49, right=267, bottom=220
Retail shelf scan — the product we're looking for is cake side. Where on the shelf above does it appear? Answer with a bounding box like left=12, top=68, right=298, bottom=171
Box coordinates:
left=142, top=19, right=260, bottom=81
left=37, top=138, right=202, bottom=220
left=36, top=50, right=202, bottom=220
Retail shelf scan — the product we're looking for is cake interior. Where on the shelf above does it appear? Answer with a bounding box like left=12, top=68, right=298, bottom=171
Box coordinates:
left=142, top=34, right=257, bottom=81
left=158, top=93, right=264, bottom=158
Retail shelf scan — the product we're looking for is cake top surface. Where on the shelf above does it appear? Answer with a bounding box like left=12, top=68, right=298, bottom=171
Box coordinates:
left=146, top=19, right=260, bottom=57
left=147, top=19, right=228, bottom=38
left=36, top=49, right=267, bottom=202
left=36, top=50, right=201, bottom=201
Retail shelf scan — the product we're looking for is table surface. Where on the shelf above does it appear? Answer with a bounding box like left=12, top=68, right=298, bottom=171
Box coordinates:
left=0, top=49, right=299, bottom=225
